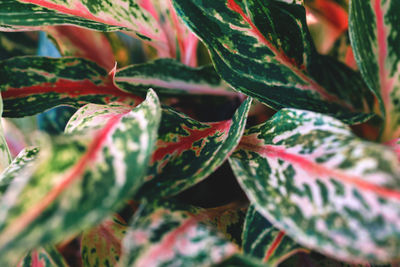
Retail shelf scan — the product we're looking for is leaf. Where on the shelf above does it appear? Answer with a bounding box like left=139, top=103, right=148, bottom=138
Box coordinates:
left=120, top=200, right=238, bottom=267
left=17, top=246, right=68, bottom=267
left=205, top=202, right=248, bottom=246
left=45, top=26, right=116, bottom=70
left=0, top=90, right=161, bottom=265
left=386, top=138, right=400, bottom=162
left=349, top=0, right=400, bottom=140
left=0, top=94, right=11, bottom=171
left=242, top=205, right=308, bottom=266
left=0, top=32, right=37, bottom=60
left=172, top=0, right=374, bottom=123
left=0, top=147, right=39, bottom=196
left=3, top=0, right=170, bottom=55
left=139, top=0, right=199, bottom=66
left=229, top=108, right=400, bottom=263
left=81, top=214, right=128, bottom=267
left=115, top=58, right=237, bottom=97
left=0, top=56, right=142, bottom=117
left=215, top=254, right=269, bottom=267
left=0, top=0, right=124, bottom=32
left=134, top=97, right=252, bottom=199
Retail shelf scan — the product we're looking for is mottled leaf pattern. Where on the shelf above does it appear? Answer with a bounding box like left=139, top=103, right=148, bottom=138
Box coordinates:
left=0, top=91, right=161, bottom=265
left=229, top=108, right=400, bottom=263
left=0, top=147, right=39, bottom=196
left=135, top=97, right=251, bottom=199
left=120, top=200, right=238, bottom=267
left=173, top=0, right=374, bottom=123
left=17, top=246, right=68, bottom=267
left=206, top=202, right=248, bottom=246
left=0, top=56, right=142, bottom=117
left=0, top=0, right=124, bottom=32
left=1, top=0, right=170, bottom=54
left=243, top=205, right=308, bottom=266
left=115, top=58, right=236, bottom=97
left=349, top=0, right=400, bottom=140
left=81, top=214, right=128, bottom=267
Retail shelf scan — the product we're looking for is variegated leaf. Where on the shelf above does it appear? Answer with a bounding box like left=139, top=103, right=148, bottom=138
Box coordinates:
left=173, top=0, right=374, bottom=123
left=229, top=108, right=400, bottom=263
left=17, top=246, right=68, bottom=267
left=139, top=0, right=199, bottom=66
left=0, top=32, right=37, bottom=60
left=0, top=94, right=11, bottom=171
left=386, top=138, right=400, bottom=162
left=206, top=202, right=248, bottom=246
left=243, top=205, right=308, bottom=266
left=120, top=200, right=238, bottom=267
left=0, top=147, right=39, bottom=196
left=349, top=0, right=400, bottom=140
left=115, top=58, right=237, bottom=97
left=134, top=97, right=251, bottom=199
left=0, top=1, right=123, bottom=32
left=0, top=91, right=161, bottom=265
left=215, top=254, right=269, bottom=267
left=0, top=56, right=142, bottom=117
left=45, top=26, right=116, bottom=70
left=81, top=214, right=128, bottom=267
left=1, top=0, right=170, bottom=55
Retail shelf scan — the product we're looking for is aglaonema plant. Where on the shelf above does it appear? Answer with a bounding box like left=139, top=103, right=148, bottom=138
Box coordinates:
left=0, top=0, right=399, bottom=266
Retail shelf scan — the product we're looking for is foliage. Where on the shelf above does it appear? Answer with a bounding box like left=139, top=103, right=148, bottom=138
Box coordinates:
left=0, top=0, right=399, bottom=266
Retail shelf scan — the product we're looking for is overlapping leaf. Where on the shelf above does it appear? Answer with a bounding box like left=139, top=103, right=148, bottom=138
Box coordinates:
left=0, top=56, right=142, bottom=117
left=139, top=0, right=199, bottom=65
left=173, top=0, right=374, bottom=123
left=115, top=58, right=236, bottom=97
left=0, top=91, right=161, bottom=265
left=0, top=147, right=38, bottom=196
left=0, top=32, right=37, bottom=60
left=45, top=26, right=116, bottom=69
left=17, top=246, right=68, bottom=267
left=229, top=108, right=400, bottom=263
left=206, top=202, right=248, bottom=246
left=349, top=0, right=400, bottom=140
left=135, top=97, right=251, bottom=199
left=243, top=205, right=307, bottom=266
left=81, top=214, right=128, bottom=267
left=0, top=1, right=123, bottom=32
left=1, top=0, right=170, bottom=55
left=120, top=200, right=238, bottom=267
left=0, top=56, right=238, bottom=118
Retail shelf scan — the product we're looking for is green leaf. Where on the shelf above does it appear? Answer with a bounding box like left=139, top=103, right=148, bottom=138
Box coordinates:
left=206, top=202, right=248, bottom=246
left=0, top=90, right=161, bottom=265
left=81, top=214, right=128, bottom=267
left=0, top=32, right=37, bottom=60
left=0, top=56, right=141, bottom=117
left=215, top=254, right=269, bottom=267
left=115, top=58, right=236, bottom=97
left=0, top=0, right=124, bottom=32
left=1, top=0, right=170, bottom=54
left=229, top=108, right=400, bottom=263
left=0, top=147, right=39, bottom=196
left=349, top=0, right=400, bottom=140
left=173, top=0, right=374, bottom=123
left=135, top=97, right=252, bottom=199
left=120, top=200, right=238, bottom=267
left=242, top=205, right=308, bottom=266
left=0, top=94, right=11, bottom=171
left=17, top=246, right=68, bottom=267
